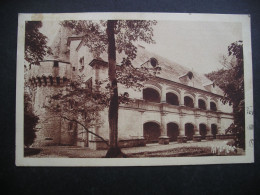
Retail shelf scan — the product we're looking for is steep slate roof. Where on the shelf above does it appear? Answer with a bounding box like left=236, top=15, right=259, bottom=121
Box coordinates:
left=90, top=44, right=224, bottom=96
left=47, top=28, right=224, bottom=96
left=137, top=46, right=224, bottom=96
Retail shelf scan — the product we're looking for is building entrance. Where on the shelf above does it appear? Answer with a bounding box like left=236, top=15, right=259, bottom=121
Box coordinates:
left=167, top=123, right=179, bottom=142
left=211, top=124, right=218, bottom=139
left=185, top=123, right=194, bottom=141
left=199, top=124, right=207, bottom=139
left=143, top=122, right=161, bottom=143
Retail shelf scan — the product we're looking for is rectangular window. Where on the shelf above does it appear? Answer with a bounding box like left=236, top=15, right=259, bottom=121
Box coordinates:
left=53, top=61, right=59, bottom=67
left=79, top=57, right=84, bottom=71
left=79, top=57, right=84, bottom=66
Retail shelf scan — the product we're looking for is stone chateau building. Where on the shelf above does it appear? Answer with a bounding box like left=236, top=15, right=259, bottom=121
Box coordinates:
left=26, top=26, right=234, bottom=150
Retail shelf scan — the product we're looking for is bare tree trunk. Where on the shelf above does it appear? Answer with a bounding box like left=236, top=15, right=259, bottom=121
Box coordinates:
left=105, top=20, right=126, bottom=158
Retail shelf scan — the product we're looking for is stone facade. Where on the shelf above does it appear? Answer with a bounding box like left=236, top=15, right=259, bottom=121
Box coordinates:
left=26, top=31, right=234, bottom=149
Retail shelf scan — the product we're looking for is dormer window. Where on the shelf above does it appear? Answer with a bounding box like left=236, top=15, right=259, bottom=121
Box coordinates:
left=179, top=71, right=194, bottom=86
left=187, top=71, right=193, bottom=80
left=179, top=71, right=194, bottom=80
left=150, top=57, right=158, bottom=67
left=203, top=82, right=215, bottom=92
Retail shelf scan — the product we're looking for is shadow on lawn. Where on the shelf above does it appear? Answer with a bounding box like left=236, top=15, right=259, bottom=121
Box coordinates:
left=24, top=148, right=42, bottom=157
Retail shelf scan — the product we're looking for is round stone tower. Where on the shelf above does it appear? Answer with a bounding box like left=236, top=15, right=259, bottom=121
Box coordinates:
left=27, top=60, right=76, bottom=146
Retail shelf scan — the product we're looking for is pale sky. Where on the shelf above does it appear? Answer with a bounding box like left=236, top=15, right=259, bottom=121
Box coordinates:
left=40, top=20, right=242, bottom=74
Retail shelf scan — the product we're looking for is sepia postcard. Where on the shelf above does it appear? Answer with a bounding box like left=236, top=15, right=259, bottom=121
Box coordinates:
left=16, top=12, right=254, bottom=166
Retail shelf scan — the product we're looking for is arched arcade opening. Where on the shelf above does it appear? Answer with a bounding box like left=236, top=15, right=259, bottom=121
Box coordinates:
left=210, top=102, right=217, bottom=111
left=185, top=123, right=194, bottom=141
left=198, top=99, right=206, bottom=110
left=184, top=96, right=194, bottom=108
left=199, top=124, right=207, bottom=139
left=211, top=124, right=218, bottom=139
left=167, top=123, right=179, bottom=142
left=166, top=92, right=179, bottom=105
left=143, top=122, right=161, bottom=143
left=143, top=88, right=161, bottom=103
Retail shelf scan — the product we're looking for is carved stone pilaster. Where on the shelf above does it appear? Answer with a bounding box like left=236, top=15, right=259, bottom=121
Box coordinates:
left=193, top=112, right=201, bottom=142
left=158, top=112, right=169, bottom=145
left=177, top=114, right=187, bottom=143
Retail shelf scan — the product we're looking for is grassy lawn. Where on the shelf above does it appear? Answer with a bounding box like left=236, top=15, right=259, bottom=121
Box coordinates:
left=128, top=147, right=214, bottom=158
left=25, top=143, right=243, bottom=158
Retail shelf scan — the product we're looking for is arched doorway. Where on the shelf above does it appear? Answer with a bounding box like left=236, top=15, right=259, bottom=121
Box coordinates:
left=185, top=123, right=194, bottom=141
left=143, top=88, right=161, bottom=103
left=167, top=123, right=179, bottom=142
left=184, top=96, right=194, bottom=108
left=198, top=99, right=206, bottom=110
left=199, top=124, right=207, bottom=139
left=143, top=122, right=161, bottom=143
left=166, top=93, right=179, bottom=105
left=210, top=102, right=217, bottom=111
left=211, top=124, right=218, bottom=139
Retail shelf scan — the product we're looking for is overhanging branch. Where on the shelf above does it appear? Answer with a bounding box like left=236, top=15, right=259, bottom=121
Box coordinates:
left=59, top=115, right=109, bottom=146
left=41, top=115, right=109, bottom=146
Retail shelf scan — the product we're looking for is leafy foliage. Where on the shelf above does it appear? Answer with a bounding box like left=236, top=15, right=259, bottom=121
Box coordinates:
left=206, top=41, right=245, bottom=148
left=61, top=20, right=156, bottom=60
left=49, top=77, right=108, bottom=125
left=24, top=93, right=39, bottom=147
left=45, top=76, right=110, bottom=144
left=50, top=20, right=159, bottom=156
left=25, top=21, right=52, bottom=65
left=61, top=20, right=159, bottom=90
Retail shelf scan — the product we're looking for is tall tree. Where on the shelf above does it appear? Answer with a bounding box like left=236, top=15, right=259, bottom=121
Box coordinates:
left=61, top=20, right=159, bottom=157
left=206, top=40, right=244, bottom=148
left=107, top=20, right=119, bottom=156
left=24, top=93, right=39, bottom=147
left=24, top=21, right=52, bottom=147
left=25, top=21, right=52, bottom=66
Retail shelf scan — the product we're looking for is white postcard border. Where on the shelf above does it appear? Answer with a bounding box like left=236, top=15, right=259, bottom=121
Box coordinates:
left=16, top=12, right=254, bottom=166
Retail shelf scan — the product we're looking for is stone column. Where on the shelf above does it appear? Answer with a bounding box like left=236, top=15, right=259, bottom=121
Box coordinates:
left=138, top=111, right=146, bottom=146
left=193, top=112, right=202, bottom=142
left=177, top=112, right=187, bottom=143
left=180, top=90, right=185, bottom=106
left=158, top=112, right=170, bottom=144
left=205, top=115, right=214, bottom=141
left=217, top=98, right=221, bottom=112
left=194, top=93, right=199, bottom=108
left=161, top=85, right=166, bottom=103
left=216, top=116, right=221, bottom=139
left=206, top=97, right=211, bottom=110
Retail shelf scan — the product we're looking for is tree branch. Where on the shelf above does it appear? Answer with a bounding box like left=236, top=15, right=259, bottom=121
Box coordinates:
left=59, top=115, right=109, bottom=146
left=41, top=115, right=109, bottom=146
